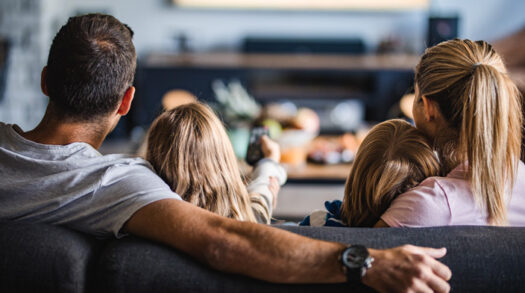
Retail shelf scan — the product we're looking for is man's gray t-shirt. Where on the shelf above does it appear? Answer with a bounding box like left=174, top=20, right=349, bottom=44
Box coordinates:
left=0, top=122, right=181, bottom=238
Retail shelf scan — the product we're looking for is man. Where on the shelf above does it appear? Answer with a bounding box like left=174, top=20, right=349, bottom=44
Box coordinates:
left=0, top=14, right=451, bottom=292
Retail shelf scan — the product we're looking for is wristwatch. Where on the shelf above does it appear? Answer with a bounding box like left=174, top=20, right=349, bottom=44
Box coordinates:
left=340, top=244, right=374, bottom=283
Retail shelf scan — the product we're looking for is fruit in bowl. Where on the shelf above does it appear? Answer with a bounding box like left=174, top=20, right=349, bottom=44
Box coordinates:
left=291, top=108, right=320, bottom=135
left=261, top=118, right=283, bottom=140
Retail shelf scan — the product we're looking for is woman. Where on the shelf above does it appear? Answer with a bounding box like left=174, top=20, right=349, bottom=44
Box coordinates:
left=379, top=39, right=525, bottom=227
left=145, top=102, right=287, bottom=224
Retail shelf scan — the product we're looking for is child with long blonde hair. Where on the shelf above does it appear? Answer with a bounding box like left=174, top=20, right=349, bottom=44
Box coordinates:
left=301, top=119, right=441, bottom=227
left=145, top=102, right=286, bottom=224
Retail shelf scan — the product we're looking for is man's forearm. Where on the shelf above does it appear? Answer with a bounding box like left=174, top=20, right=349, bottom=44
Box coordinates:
left=125, top=199, right=346, bottom=283
left=125, top=199, right=451, bottom=292
left=205, top=216, right=346, bottom=283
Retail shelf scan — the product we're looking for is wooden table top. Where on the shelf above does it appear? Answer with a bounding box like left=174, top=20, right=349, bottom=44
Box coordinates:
left=285, top=162, right=351, bottom=181
left=240, top=160, right=351, bottom=181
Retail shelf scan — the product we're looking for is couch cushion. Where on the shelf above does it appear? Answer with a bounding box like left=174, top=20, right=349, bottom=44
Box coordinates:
left=96, top=225, right=525, bottom=293
left=0, top=222, right=102, bottom=293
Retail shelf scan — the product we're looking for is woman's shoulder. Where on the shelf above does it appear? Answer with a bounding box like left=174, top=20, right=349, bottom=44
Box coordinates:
left=413, top=163, right=472, bottom=197
left=380, top=177, right=454, bottom=227
left=408, top=176, right=452, bottom=196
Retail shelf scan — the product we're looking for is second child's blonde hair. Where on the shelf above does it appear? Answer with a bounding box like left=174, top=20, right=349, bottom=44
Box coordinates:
left=341, top=119, right=441, bottom=227
left=146, top=103, right=269, bottom=223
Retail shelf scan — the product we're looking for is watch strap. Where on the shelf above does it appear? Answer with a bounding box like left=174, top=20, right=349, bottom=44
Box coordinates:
left=341, top=244, right=373, bottom=284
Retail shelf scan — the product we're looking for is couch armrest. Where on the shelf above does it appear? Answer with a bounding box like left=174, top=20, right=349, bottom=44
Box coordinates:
left=0, top=222, right=103, bottom=293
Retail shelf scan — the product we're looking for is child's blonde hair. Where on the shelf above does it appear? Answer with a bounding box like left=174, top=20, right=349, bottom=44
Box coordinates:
left=341, top=119, right=441, bottom=227
left=415, top=39, right=522, bottom=225
left=145, top=102, right=269, bottom=223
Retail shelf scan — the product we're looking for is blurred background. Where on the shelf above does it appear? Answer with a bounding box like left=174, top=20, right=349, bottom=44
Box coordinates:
left=1, top=0, right=524, bottom=220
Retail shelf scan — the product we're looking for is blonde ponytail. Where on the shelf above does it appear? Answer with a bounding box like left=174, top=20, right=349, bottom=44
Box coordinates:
left=462, top=64, right=521, bottom=225
left=416, top=39, right=523, bottom=225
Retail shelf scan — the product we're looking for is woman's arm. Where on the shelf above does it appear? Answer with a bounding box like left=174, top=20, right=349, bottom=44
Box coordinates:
left=374, top=219, right=390, bottom=228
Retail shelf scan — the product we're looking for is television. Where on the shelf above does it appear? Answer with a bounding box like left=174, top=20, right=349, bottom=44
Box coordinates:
left=172, top=0, right=429, bottom=11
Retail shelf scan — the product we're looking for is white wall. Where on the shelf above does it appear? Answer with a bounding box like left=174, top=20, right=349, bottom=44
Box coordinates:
left=430, top=0, right=525, bottom=41
left=42, top=0, right=525, bottom=55
left=1, top=0, right=524, bottom=129
left=42, top=0, right=425, bottom=54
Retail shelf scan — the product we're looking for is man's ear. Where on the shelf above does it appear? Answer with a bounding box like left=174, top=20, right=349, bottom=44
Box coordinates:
left=41, top=67, right=49, bottom=96
left=421, top=96, right=438, bottom=122
left=117, top=86, right=135, bottom=116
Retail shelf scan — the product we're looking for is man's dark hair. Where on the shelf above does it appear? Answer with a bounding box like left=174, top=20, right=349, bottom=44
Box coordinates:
left=46, top=13, right=136, bottom=121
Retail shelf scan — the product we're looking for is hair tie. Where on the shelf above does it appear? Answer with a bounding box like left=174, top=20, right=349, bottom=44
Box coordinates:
left=470, top=62, right=482, bottom=74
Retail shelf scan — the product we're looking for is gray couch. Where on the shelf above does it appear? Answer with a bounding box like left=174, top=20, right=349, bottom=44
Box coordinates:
left=1, top=222, right=524, bottom=293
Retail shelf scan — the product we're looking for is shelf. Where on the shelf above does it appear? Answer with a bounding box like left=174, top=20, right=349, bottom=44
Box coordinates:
left=251, top=83, right=368, bottom=101
left=145, top=52, right=420, bottom=71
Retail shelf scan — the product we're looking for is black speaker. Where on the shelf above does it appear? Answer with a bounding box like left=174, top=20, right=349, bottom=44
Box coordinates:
left=0, top=38, right=9, bottom=102
left=427, top=16, right=459, bottom=47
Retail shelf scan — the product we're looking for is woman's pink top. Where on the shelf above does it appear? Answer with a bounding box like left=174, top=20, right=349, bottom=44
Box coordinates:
left=381, top=161, right=525, bottom=227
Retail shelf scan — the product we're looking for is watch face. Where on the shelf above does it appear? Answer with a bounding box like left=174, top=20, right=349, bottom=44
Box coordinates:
left=343, top=245, right=369, bottom=269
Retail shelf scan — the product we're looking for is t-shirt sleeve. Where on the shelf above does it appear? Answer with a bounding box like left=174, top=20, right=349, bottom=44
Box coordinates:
left=78, top=161, right=181, bottom=238
left=380, top=178, right=452, bottom=228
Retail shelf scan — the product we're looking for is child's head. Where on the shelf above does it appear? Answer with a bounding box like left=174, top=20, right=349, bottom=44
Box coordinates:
left=341, top=119, right=441, bottom=227
left=145, top=102, right=264, bottom=222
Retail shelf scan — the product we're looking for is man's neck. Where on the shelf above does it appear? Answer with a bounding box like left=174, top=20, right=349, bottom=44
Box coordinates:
left=20, top=109, right=112, bottom=150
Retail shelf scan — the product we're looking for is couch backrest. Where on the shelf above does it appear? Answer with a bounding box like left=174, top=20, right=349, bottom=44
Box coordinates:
left=1, top=222, right=524, bottom=293
left=96, top=225, right=525, bottom=293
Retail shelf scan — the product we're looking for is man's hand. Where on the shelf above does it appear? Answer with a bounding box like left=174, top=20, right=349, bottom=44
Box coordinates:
left=268, top=176, right=280, bottom=210
left=364, top=245, right=451, bottom=293
left=260, top=135, right=281, bottom=163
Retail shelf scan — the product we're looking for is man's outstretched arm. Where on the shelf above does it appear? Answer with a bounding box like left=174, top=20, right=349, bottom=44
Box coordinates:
left=125, top=199, right=451, bottom=292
